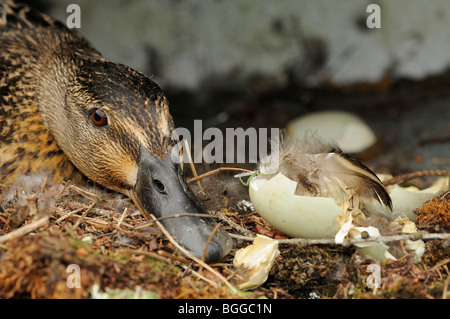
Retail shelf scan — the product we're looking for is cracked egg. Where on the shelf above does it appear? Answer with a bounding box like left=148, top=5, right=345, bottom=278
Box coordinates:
left=249, top=172, right=343, bottom=239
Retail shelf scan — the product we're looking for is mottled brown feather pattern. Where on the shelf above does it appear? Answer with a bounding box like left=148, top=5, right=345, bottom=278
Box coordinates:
left=0, top=25, right=76, bottom=187
left=0, top=0, right=175, bottom=196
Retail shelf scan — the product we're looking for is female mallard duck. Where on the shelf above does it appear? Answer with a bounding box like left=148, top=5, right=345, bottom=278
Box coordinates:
left=0, top=1, right=232, bottom=262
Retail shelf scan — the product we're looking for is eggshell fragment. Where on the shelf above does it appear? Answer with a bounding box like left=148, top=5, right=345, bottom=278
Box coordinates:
left=335, top=216, right=396, bottom=262
left=405, top=240, right=425, bottom=263
left=249, top=173, right=342, bottom=239
left=389, top=177, right=449, bottom=220
left=287, top=111, right=376, bottom=153
left=351, top=226, right=397, bottom=262
left=394, top=217, right=425, bottom=262
left=233, top=235, right=280, bottom=290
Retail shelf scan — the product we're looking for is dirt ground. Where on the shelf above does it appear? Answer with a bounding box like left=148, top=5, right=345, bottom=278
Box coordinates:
left=0, top=72, right=449, bottom=299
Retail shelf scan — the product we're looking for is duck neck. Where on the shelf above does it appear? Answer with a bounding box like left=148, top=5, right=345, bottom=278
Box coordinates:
left=0, top=29, right=82, bottom=187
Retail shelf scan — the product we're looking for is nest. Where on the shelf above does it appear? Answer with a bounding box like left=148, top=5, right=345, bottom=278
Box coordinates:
left=0, top=170, right=449, bottom=299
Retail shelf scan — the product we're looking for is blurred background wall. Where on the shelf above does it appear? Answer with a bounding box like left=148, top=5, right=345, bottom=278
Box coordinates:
left=39, top=0, right=450, bottom=92
left=20, top=0, right=450, bottom=173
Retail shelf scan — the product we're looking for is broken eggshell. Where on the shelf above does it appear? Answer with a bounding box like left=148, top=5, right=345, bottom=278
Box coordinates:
left=395, top=217, right=425, bottom=262
left=335, top=214, right=397, bottom=262
left=233, top=235, right=280, bottom=290
left=389, top=177, right=449, bottom=220
left=351, top=226, right=397, bottom=262
left=249, top=173, right=342, bottom=239
left=286, top=110, right=376, bottom=153
left=248, top=172, right=397, bottom=262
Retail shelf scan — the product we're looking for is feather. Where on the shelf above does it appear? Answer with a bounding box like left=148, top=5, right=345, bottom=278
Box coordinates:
left=258, top=133, right=393, bottom=212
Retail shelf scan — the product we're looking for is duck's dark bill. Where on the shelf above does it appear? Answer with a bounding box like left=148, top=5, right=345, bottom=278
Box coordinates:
left=131, top=147, right=233, bottom=263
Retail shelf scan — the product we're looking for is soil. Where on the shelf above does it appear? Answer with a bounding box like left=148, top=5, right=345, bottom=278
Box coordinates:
left=0, top=72, right=449, bottom=299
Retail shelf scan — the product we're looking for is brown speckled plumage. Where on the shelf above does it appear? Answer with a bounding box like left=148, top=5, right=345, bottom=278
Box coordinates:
left=0, top=0, right=175, bottom=195
left=0, top=1, right=234, bottom=264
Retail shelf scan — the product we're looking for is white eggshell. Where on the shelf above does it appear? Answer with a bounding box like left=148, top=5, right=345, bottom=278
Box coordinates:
left=249, top=173, right=342, bottom=239
left=405, top=239, right=425, bottom=263
left=389, top=177, right=449, bottom=220
left=286, top=111, right=376, bottom=153
left=356, top=242, right=396, bottom=262
left=233, top=235, right=280, bottom=290
left=351, top=226, right=397, bottom=262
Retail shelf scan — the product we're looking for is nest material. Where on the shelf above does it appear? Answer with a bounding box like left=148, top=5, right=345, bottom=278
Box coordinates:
left=0, top=172, right=449, bottom=299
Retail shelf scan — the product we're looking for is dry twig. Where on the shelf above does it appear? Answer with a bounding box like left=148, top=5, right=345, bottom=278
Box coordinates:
left=383, top=169, right=450, bottom=186
left=187, top=167, right=252, bottom=184
left=211, top=210, right=256, bottom=238
left=132, top=213, right=216, bottom=230
left=0, top=216, right=49, bottom=244
left=229, top=232, right=450, bottom=247
left=201, top=223, right=222, bottom=263
left=55, top=202, right=96, bottom=224
left=116, top=207, right=128, bottom=229
left=73, top=202, right=95, bottom=229
left=183, top=139, right=203, bottom=191
left=54, top=208, right=111, bottom=228
left=55, top=180, right=71, bottom=199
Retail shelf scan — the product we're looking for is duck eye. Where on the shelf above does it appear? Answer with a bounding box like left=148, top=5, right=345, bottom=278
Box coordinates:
left=153, top=179, right=166, bottom=194
left=91, top=108, right=108, bottom=127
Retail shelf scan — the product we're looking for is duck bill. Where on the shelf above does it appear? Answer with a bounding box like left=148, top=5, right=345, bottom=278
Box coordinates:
left=130, top=147, right=232, bottom=263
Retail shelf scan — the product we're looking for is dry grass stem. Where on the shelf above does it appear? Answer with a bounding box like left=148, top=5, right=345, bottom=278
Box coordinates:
left=211, top=210, right=256, bottom=237
left=55, top=202, right=96, bottom=225
left=383, top=169, right=450, bottom=186
left=187, top=167, right=252, bottom=184
left=72, top=202, right=95, bottom=229
left=116, top=207, right=128, bottom=229
left=55, top=180, right=71, bottom=199
left=0, top=216, right=49, bottom=244
left=147, top=212, right=238, bottom=295
left=183, top=139, right=203, bottom=191
left=201, top=223, right=222, bottom=263
left=229, top=232, right=450, bottom=246
left=132, top=213, right=216, bottom=230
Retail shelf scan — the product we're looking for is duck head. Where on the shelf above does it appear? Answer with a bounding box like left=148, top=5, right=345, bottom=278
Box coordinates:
left=37, top=58, right=232, bottom=263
